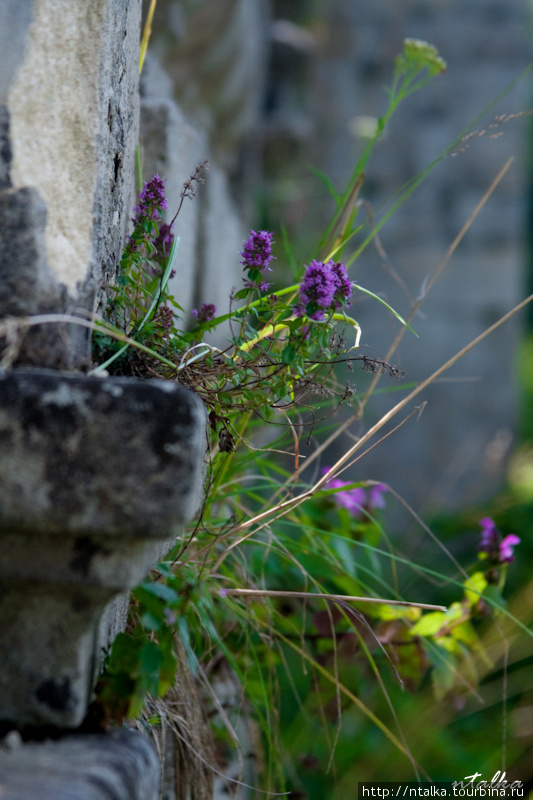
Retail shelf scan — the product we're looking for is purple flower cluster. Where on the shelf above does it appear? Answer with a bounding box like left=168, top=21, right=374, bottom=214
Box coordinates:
left=240, top=230, right=275, bottom=293
left=478, top=517, right=520, bottom=564
left=134, top=174, right=168, bottom=221
left=240, top=230, right=274, bottom=271
left=296, top=260, right=352, bottom=321
left=126, top=174, right=173, bottom=262
left=322, top=469, right=386, bottom=517
left=192, top=302, right=217, bottom=323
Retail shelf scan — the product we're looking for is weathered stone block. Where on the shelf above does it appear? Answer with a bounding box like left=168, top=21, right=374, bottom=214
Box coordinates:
left=0, top=0, right=142, bottom=366
left=0, top=368, right=206, bottom=726
left=0, top=729, right=160, bottom=800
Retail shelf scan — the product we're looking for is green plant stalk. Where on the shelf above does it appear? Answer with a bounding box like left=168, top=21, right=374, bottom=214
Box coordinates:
left=328, top=64, right=533, bottom=271
left=320, top=64, right=441, bottom=255
left=139, top=0, right=157, bottom=75
left=237, top=311, right=362, bottom=356
left=92, top=236, right=180, bottom=374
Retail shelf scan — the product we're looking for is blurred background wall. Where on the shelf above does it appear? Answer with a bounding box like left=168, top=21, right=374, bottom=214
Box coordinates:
left=145, top=0, right=532, bottom=517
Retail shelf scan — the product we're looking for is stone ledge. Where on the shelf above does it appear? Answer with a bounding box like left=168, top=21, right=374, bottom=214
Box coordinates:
left=0, top=368, right=206, bottom=538
left=0, top=368, right=206, bottom=727
left=0, top=728, right=160, bottom=800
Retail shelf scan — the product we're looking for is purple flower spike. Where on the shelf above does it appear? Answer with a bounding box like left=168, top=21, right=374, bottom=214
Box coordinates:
left=134, top=174, right=168, bottom=220
left=499, top=534, right=521, bottom=563
left=479, top=517, right=498, bottom=550
left=192, top=302, right=217, bottom=323
left=240, top=230, right=274, bottom=273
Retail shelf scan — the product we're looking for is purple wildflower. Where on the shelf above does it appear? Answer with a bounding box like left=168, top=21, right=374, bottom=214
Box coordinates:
left=499, top=534, right=521, bottom=563
left=126, top=174, right=170, bottom=258
left=240, top=230, right=274, bottom=272
left=296, top=260, right=352, bottom=320
left=192, top=302, right=217, bottom=323
left=300, top=261, right=336, bottom=308
left=322, top=468, right=366, bottom=516
left=244, top=279, right=272, bottom=293
left=478, top=517, right=521, bottom=564
left=134, top=174, right=168, bottom=221
left=322, top=469, right=387, bottom=516
left=368, top=483, right=387, bottom=510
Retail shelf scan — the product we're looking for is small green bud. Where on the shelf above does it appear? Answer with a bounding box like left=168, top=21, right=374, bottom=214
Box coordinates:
left=396, top=38, right=447, bottom=77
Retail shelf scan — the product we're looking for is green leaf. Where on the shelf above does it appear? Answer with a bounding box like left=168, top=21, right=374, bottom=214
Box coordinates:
left=464, top=571, right=488, bottom=606
left=353, top=282, right=417, bottom=336
left=177, top=616, right=198, bottom=673
left=135, top=580, right=179, bottom=604
left=282, top=344, right=297, bottom=365
left=308, top=164, right=341, bottom=205
left=158, top=628, right=178, bottom=696
left=409, top=611, right=447, bottom=637
left=140, top=641, right=163, bottom=675
left=140, top=611, right=162, bottom=631
left=107, top=632, right=142, bottom=674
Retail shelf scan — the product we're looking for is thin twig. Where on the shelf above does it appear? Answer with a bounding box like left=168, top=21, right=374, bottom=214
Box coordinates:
left=222, top=588, right=446, bottom=612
